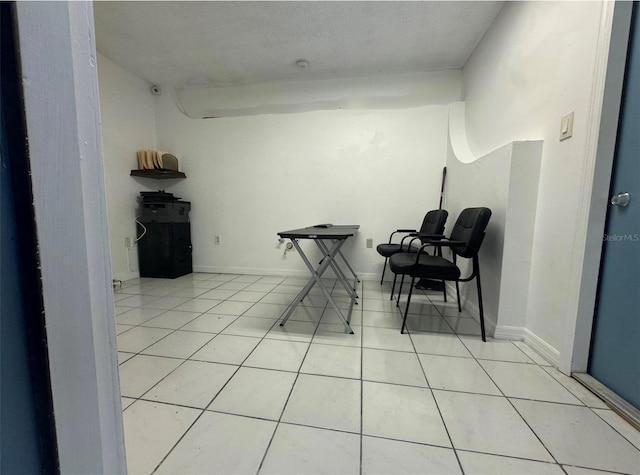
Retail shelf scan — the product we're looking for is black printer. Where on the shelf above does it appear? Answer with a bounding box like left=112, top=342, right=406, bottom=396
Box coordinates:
left=138, top=190, right=191, bottom=223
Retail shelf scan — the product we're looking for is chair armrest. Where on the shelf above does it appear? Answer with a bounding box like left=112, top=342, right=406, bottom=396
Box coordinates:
left=401, top=234, right=444, bottom=251
left=417, top=240, right=472, bottom=255
left=417, top=233, right=445, bottom=240
left=387, top=228, right=417, bottom=243
left=396, top=234, right=446, bottom=250
left=420, top=239, right=466, bottom=247
left=400, top=232, right=431, bottom=249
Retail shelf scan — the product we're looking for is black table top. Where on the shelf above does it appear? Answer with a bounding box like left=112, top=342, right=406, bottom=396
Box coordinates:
left=278, top=224, right=360, bottom=239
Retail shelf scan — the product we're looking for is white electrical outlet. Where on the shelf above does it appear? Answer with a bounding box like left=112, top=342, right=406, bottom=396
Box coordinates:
left=127, top=246, right=138, bottom=272
left=214, top=235, right=221, bottom=245
left=366, top=238, right=373, bottom=248
left=124, top=236, right=131, bottom=248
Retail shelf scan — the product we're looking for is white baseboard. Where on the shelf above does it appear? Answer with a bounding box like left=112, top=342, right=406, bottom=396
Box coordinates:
left=111, top=270, right=139, bottom=283
left=493, top=325, right=525, bottom=340
left=192, top=265, right=301, bottom=277
left=521, top=328, right=560, bottom=367
left=192, top=266, right=379, bottom=282
left=485, top=325, right=558, bottom=368
left=443, top=281, right=498, bottom=337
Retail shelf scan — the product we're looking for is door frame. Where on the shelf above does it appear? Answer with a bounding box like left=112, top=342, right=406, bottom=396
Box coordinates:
left=570, top=1, right=634, bottom=375
left=572, top=1, right=640, bottom=427
left=14, top=2, right=126, bottom=473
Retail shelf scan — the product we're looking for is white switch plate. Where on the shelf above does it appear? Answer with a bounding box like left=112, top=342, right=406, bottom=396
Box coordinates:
left=366, top=238, right=373, bottom=248
left=560, top=111, right=574, bottom=141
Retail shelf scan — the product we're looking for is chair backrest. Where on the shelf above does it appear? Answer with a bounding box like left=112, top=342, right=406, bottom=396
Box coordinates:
left=419, top=209, right=448, bottom=237
left=449, top=207, right=492, bottom=258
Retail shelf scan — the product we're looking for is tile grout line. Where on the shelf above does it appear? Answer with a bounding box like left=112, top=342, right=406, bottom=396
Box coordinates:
left=456, top=329, right=563, bottom=469
left=146, top=274, right=291, bottom=474
left=407, top=309, right=466, bottom=475
left=359, top=279, right=365, bottom=475
left=117, top=274, right=639, bottom=474
left=419, top=290, right=575, bottom=471
left=118, top=275, right=302, bottom=366
left=253, top=280, right=335, bottom=475
left=588, top=407, right=640, bottom=453
left=141, top=279, right=241, bottom=474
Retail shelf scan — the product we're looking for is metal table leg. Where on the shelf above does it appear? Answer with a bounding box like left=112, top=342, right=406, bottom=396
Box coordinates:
left=279, top=238, right=354, bottom=333
left=315, top=240, right=359, bottom=301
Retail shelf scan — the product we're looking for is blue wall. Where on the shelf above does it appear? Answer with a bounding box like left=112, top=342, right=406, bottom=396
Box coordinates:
left=1, top=3, right=56, bottom=472
left=0, top=88, right=42, bottom=475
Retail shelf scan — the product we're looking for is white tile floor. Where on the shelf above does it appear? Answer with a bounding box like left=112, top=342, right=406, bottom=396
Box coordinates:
left=114, top=273, right=640, bottom=475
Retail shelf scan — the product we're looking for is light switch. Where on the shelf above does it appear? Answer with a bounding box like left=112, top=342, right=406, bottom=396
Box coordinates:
left=560, top=111, right=574, bottom=141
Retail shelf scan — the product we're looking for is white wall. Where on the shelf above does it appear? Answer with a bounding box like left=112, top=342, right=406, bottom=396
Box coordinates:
left=177, top=71, right=465, bottom=118
left=443, top=141, right=511, bottom=333
left=447, top=102, right=544, bottom=340
left=462, top=1, right=607, bottom=362
left=97, top=53, right=158, bottom=281
left=153, top=71, right=461, bottom=278
left=443, top=133, right=542, bottom=340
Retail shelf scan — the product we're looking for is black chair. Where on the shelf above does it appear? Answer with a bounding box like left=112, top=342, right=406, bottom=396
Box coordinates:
left=376, top=209, right=448, bottom=285
left=389, top=207, right=491, bottom=340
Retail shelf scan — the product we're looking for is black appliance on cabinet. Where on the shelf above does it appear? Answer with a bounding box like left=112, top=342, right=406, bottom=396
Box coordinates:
left=136, top=191, right=192, bottom=278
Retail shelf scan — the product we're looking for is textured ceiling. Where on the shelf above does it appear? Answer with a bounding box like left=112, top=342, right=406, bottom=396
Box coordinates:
left=94, top=1, right=504, bottom=90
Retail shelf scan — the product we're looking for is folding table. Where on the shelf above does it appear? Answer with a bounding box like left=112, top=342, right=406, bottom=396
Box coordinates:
left=277, top=225, right=360, bottom=333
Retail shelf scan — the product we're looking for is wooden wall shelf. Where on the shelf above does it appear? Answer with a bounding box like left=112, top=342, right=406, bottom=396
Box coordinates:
left=130, top=169, right=186, bottom=179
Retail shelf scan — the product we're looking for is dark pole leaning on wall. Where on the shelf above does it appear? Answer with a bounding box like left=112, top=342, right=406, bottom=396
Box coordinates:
left=439, top=166, right=447, bottom=209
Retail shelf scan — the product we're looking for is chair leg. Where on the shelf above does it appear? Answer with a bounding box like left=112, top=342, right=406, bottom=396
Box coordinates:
left=397, top=275, right=405, bottom=307
left=474, top=259, right=486, bottom=342
left=390, top=273, right=398, bottom=301
left=442, top=281, right=447, bottom=302
left=455, top=281, right=462, bottom=312
left=380, top=258, right=388, bottom=285
left=401, top=277, right=416, bottom=334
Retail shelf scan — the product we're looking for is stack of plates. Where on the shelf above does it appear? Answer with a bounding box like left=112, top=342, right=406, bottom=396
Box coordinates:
left=136, top=149, right=179, bottom=171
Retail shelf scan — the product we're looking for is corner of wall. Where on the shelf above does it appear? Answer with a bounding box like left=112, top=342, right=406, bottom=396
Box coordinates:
left=496, top=139, right=543, bottom=330
left=446, top=103, right=544, bottom=342
left=97, top=54, right=159, bottom=282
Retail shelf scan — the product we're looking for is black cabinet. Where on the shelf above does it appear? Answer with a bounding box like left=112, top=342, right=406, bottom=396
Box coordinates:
left=137, top=221, right=192, bottom=278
